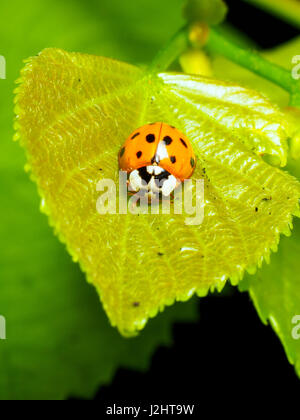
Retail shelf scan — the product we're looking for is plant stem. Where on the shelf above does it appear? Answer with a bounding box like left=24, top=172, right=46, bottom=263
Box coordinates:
left=242, top=0, right=300, bottom=29
left=149, top=25, right=190, bottom=73
left=206, top=28, right=296, bottom=93
left=150, top=24, right=300, bottom=106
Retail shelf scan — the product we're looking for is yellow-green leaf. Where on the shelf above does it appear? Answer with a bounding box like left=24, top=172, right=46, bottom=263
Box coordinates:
left=15, top=48, right=300, bottom=335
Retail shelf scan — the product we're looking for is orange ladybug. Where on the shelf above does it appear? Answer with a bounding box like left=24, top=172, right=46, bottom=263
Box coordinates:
left=119, top=122, right=196, bottom=197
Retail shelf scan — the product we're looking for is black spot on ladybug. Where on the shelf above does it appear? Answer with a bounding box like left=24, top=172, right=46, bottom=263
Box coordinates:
left=170, top=156, right=176, bottom=164
left=131, top=132, right=140, bottom=140
left=133, top=302, right=140, bottom=307
left=120, top=147, right=125, bottom=157
left=163, top=136, right=172, bottom=145
left=138, top=166, right=152, bottom=184
left=136, top=151, right=142, bottom=159
left=78, top=78, right=81, bottom=82
left=180, top=138, right=188, bottom=148
left=151, top=154, right=160, bottom=164
left=255, top=207, right=258, bottom=212
left=190, top=157, right=195, bottom=168
left=155, top=170, right=170, bottom=181
left=154, top=175, right=168, bottom=188
left=146, top=134, right=155, bottom=143
left=158, top=252, right=164, bottom=256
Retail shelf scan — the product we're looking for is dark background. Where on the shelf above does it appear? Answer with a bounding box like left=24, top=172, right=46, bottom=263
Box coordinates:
left=93, top=1, right=300, bottom=412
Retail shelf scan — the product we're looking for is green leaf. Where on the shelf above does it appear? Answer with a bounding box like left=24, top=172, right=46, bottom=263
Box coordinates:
left=240, top=158, right=300, bottom=378
left=15, top=48, right=300, bottom=335
left=183, top=0, right=228, bottom=25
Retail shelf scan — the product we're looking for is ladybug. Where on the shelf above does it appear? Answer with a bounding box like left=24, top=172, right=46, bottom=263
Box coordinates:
left=119, top=122, right=196, bottom=198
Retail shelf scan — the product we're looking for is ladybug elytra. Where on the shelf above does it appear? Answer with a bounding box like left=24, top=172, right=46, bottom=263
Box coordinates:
left=119, top=122, right=196, bottom=198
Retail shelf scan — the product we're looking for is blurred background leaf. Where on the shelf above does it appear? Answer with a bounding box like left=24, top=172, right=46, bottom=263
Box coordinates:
left=241, top=0, right=300, bottom=29
left=0, top=0, right=200, bottom=400
left=183, top=0, right=228, bottom=25
left=0, top=0, right=184, bottom=165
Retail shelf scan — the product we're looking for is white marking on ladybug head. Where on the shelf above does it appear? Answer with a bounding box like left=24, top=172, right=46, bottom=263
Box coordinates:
left=128, top=166, right=178, bottom=198
left=129, top=169, right=143, bottom=192
left=153, top=166, right=164, bottom=176
left=161, top=175, right=177, bottom=196
left=146, top=166, right=154, bottom=175
left=146, top=165, right=164, bottom=176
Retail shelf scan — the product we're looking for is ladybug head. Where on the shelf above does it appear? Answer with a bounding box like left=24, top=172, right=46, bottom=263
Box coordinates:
left=129, top=165, right=179, bottom=198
